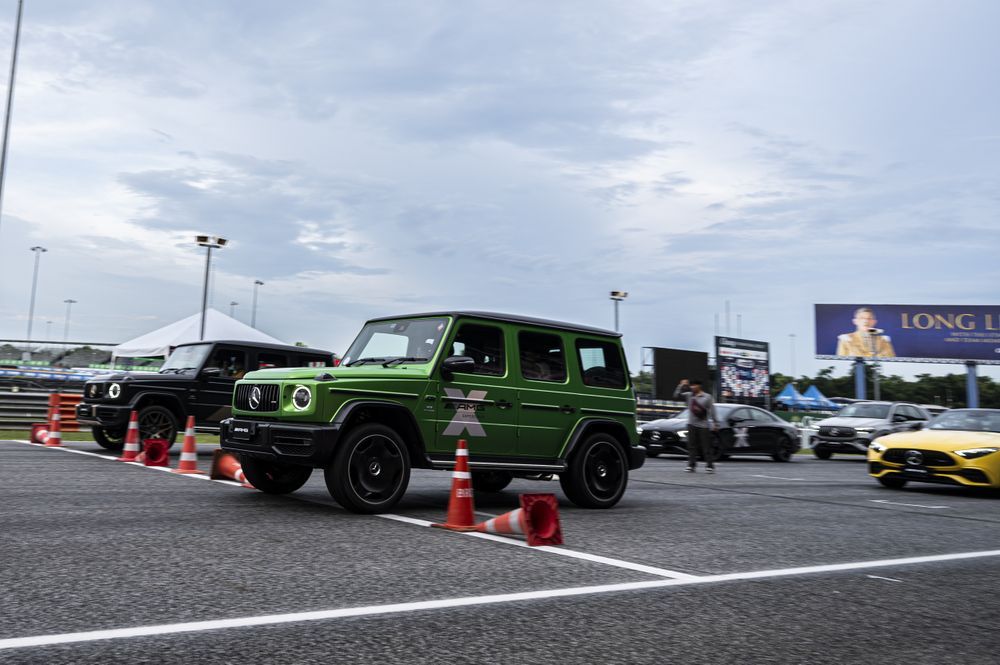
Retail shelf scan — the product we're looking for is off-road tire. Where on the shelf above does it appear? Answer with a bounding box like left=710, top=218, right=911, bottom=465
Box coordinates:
left=137, top=405, right=179, bottom=448
left=325, top=423, right=410, bottom=514
left=92, top=426, right=126, bottom=451
left=559, top=433, right=628, bottom=509
left=471, top=471, right=513, bottom=493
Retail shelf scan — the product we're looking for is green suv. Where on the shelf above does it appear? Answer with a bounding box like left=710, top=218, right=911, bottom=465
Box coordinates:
left=220, top=311, right=645, bottom=513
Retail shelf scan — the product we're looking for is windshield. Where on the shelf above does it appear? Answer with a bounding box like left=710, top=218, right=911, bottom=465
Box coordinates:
left=160, top=344, right=211, bottom=373
left=838, top=403, right=890, bottom=419
left=342, top=318, right=449, bottom=366
left=928, top=409, right=1000, bottom=433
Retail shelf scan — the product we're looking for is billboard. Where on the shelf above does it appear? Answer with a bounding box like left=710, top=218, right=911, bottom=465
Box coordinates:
left=715, top=336, right=770, bottom=407
left=815, top=304, right=1000, bottom=365
left=651, top=347, right=710, bottom=400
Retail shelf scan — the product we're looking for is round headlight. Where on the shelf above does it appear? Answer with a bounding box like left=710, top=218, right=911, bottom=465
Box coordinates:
left=292, top=385, right=312, bottom=410
left=108, top=383, right=121, bottom=399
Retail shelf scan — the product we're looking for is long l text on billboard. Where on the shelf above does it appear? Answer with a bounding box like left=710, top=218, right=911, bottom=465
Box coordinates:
left=814, top=304, right=1000, bottom=364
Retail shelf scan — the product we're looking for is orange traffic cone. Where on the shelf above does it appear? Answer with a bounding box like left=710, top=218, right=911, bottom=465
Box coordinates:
left=474, top=493, right=563, bottom=546
left=172, top=416, right=204, bottom=474
left=431, top=439, right=477, bottom=532
left=142, top=439, right=170, bottom=467
left=43, top=411, right=63, bottom=447
left=116, top=411, right=141, bottom=462
left=210, top=449, right=255, bottom=488
left=30, top=423, right=49, bottom=444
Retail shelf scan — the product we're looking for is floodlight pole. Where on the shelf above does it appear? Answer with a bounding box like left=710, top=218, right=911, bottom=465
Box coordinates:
left=63, top=298, right=77, bottom=342
left=196, top=235, right=227, bottom=340
left=0, top=0, right=24, bottom=242
left=610, top=291, right=628, bottom=332
left=251, top=279, right=263, bottom=328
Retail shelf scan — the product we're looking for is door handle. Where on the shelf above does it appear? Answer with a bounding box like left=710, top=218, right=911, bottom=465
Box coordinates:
left=496, top=399, right=512, bottom=410
left=560, top=405, right=576, bottom=414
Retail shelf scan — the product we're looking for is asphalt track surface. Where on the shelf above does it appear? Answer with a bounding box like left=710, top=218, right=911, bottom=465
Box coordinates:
left=3, top=438, right=1000, bottom=664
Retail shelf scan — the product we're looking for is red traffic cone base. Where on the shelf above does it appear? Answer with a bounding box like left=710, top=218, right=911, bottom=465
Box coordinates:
left=431, top=439, right=477, bottom=532
left=142, top=439, right=171, bottom=467
left=474, top=493, right=563, bottom=547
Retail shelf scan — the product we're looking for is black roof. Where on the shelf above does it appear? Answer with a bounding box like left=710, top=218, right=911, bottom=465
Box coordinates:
left=173, top=340, right=333, bottom=355
left=368, top=311, right=621, bottom=338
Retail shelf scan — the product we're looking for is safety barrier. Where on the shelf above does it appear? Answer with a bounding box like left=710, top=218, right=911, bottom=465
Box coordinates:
left=0, top=391, right=83, bottom=431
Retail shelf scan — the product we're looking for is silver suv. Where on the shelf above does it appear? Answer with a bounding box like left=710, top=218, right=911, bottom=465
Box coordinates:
left=811, top=401, right=929, bottom=459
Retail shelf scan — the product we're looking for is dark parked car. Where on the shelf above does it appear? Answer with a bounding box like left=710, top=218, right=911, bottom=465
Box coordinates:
left=639, top=404, right=800, bottom=462
left=76, top=340, right=334, bottom=450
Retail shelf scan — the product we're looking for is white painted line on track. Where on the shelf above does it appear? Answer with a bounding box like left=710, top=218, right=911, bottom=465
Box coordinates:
left=866, top=575, right=903, bottom=583
left=380, top=514, right=721, bottom=580
left=3, top=548, right=1000, bottom=651
left=751, top=474, right=805, bottom=481
left=870, top=499, right=949, bottom=509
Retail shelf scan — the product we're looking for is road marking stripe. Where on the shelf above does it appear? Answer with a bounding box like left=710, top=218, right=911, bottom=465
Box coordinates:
left=3, top=549, right=999, bottom=650
left=866, top=575, right=903, bottom=582
left=377, top=514, right=696, bottom=579
left=870, top=499, right=948, bottom=509
left=751, top=474, right=805, bottom=481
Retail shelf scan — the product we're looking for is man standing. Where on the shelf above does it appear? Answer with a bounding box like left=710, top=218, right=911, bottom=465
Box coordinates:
left=684, top=379, right=720, bottom=473
left=673, top=378, right=692, bottom=401
left=836, top=307, right=896, bottom=358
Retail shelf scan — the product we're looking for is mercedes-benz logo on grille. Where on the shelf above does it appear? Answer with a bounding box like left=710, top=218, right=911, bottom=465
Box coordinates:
left=905, top=450, right=923, bottom=466
left=830, top=428, right=839, bottom=436
left=248, top=386, right=261, bottom=410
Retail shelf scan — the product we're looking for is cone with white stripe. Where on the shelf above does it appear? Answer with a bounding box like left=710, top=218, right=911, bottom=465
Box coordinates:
left=431, top=439, right=476, bottom=531
left=172, top=416, right=204, bottom=474
left=116, top=411, right=141, bottom=462
left=43, top=411, right=63, bottom=447
left=210, top=449, right=255, bottom=488
left=474, top=493, right=563, bottom=547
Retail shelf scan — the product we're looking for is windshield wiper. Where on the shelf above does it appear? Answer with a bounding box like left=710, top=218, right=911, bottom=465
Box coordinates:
left=346, top=357, right=386, bottom=367
left=382, top=357, right=428, bottom=367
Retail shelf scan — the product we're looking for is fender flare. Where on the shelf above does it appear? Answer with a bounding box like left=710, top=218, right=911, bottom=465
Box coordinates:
left=562, top=418, right=635, bottom=461
left=332, top=399, right=429, bottom=465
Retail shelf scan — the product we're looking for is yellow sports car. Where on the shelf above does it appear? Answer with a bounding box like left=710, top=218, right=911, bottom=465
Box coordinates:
left=868, top=408, right=1000, bottom=489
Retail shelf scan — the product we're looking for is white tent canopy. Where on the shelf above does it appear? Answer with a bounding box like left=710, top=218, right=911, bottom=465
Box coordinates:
left=112, top=309, right=286, bottom=359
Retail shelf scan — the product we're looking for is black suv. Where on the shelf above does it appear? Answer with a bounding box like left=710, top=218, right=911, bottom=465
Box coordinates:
left=76, top=340, right=334, bottom=450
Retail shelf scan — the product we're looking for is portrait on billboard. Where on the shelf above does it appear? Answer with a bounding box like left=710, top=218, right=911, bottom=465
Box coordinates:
left=834, top=306, right=896, bottom=358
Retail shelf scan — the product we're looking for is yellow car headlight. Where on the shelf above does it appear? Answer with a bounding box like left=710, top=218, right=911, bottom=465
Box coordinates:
left=954, top=447, right=999, bottom=459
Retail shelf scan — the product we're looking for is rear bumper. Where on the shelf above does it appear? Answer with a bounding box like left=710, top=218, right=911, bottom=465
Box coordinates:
left=220, top=418, right=342, bottom=467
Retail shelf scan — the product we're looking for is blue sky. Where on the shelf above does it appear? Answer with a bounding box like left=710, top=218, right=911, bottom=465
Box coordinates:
left=0, top=0, right=998, bottom=383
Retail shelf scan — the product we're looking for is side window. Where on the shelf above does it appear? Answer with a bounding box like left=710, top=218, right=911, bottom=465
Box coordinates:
left=750, top=408, right=777, bottom=423
left=451, top=324, right=505, bottom=376
left=730, top=408, right=752, bottom=423
left=257, top=352, right=288, bottom=370
left=902, top=405, right=924, bottom=420
left=204, top=348, right=247, bottom=379
left=575, top=339, right=626, bottom=389
left=519, top=331, right=567, bottom=382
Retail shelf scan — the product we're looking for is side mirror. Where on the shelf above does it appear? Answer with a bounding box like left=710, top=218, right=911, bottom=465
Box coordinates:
left=912, top=422, right=924, bottom=430
left=201, top=367, right=222, bottom=377
left=441, top=356, right=475, bottom=379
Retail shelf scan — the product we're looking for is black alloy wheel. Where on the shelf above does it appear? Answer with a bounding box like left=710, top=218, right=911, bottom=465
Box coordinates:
left=877, top=474, right=907, bottom=489
left=240, top=456, right=313, bottom=494
left=813, top=447, right=833, bottom=460
left=325, top=423, right=411, bottom=514
left=559, top=434, right=628, bottom=509
left=92, top=426, right=126, bottom=451
left=771, top=436, right=797, bottom=462
left=137, top=405, right=179, bottom=447
left=471, top=471, right=513, bottom=493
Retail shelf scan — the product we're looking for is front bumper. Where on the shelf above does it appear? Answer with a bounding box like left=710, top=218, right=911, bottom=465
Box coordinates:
left=220, top=417, right=342, bottom=467
left=812, top=436, right=871, bottom=454
left=869, top=460, right=995, bottom=487
left=75, top=402, right=131, bottom=429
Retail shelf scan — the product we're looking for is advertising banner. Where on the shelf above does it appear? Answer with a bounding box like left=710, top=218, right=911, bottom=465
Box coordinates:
left=814, top=304, right=1000, bottom=364
left=715, top=336, right=770, bottom=407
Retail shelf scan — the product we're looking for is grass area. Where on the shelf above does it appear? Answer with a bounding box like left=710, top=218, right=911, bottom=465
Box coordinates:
left=0, top=429, right=220, bottom=445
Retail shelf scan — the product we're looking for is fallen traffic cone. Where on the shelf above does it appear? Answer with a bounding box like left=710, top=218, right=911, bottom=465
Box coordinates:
left=431, top=439, right=476, bottom=532
left=30, top=423, right=49, bottom=444
left=142, top=438, right=170, bottom=467
left=172, top=416, right=204, bottom=474
left=210, top=449, right=255, bottom=488
left=474, top=493, right=563, bottom=546
left=116, top=411, right=141, bottom=462
left=43, top=411, right=63, bottom=447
